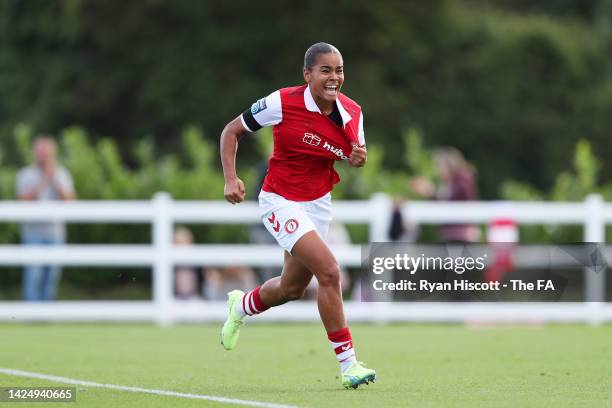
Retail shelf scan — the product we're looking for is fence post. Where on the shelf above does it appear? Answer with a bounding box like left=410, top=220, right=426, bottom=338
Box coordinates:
left=153, top=192, right=173, bottom=326
left=583, top=194, right=605, bottom=326
left=367, top=193, right=393, bottom=319
left=369, top=193, right=392, bottom=243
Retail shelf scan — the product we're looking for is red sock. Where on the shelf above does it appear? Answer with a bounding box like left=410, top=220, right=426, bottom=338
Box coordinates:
left=328, top=327, right=357, bottom=372
left=237, top=286, right=270, bottom=316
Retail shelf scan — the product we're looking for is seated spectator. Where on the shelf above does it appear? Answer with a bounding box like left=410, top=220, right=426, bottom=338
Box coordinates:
left=204, top=265, right=258, bottom=301
left=173, top=226, right=202, bottom=300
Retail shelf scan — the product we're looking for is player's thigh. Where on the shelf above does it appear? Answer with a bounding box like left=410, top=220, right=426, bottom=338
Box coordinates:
left=290, top=230, right=340, bottom=286
left=280, top=251, right=313, bottom=297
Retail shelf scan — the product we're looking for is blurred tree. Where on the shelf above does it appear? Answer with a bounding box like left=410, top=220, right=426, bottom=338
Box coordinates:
left=501, top=139, right=612, bottom=242
left=1, top=0, right=612, bottom=198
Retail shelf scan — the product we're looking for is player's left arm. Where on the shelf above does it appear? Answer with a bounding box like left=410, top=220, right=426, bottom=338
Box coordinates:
left=349, top=111, right=366, bottom=168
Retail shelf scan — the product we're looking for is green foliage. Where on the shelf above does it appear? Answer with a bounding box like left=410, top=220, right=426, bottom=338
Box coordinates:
left=253, top=127, right=274, bottom=158
left=50, top=125, right=231, bottom=202
left=404, top=128, right=435, bottom=181
left=4, top=0, right=612, bottom=290
left=334, top=127, right=436, bottom=201
left=501, top=139, right=610, bottom=242
left=500, top=181, right=543, bottom=202
left=502, top=139, right=604, bottom=202
left=0, top=124, right=249, bottom=295
left=0, top=121, right=254, bottom=219
left=2, top=1, right=612, bottom=199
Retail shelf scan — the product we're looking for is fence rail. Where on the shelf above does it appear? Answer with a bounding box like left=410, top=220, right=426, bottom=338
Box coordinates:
left=0, top=193, right=609, bottom=325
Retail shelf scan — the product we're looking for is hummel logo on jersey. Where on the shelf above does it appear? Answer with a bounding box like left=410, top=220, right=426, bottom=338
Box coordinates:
left=302, top=133, right=321, bottom=146
left=323, top=141, right=348, bottom=160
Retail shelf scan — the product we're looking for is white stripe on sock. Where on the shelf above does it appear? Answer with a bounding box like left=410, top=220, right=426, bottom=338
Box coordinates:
left=250, top=292, right=260, bottom=314
left=330, top=340, right=350, bottom=349
left=336, top=349, right=355, bottom=361
left=246, top=292, right=254, bottom=316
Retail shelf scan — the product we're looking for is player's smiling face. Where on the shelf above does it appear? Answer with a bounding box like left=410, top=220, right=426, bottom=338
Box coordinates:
left=304, top=52, right=344, bottom=112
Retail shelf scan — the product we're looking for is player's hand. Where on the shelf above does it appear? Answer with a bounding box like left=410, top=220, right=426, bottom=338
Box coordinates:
left=349, top=143, right=367, bottom=167
left=224, top=177, right=245, bottom=204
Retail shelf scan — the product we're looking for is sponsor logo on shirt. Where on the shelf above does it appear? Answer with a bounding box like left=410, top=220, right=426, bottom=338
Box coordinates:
left=323, top=141, right=348, bottom=160
left=251, top=98, right=267, bottom=115
left=303, top=133, right=348, bottom=160
left=302, top=133, right=321, bottom=146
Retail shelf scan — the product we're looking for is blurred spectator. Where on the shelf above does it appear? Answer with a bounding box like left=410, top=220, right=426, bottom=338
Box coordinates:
left=173, top=226, right=202, bottom=300
left=388, top=198, right=419, bottom=242
left=203, top=265, right=258, bottom=301
left=411, top=147, right=480, bottom=243
left=16, top=135, right=76, bottom=301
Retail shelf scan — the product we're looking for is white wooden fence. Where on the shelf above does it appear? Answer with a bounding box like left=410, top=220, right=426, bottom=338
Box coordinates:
left=0, top=193, right=609, bottom=325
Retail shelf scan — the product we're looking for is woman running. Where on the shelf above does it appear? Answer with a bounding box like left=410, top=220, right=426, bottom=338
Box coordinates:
left=219, top=42, right=376, bottom=389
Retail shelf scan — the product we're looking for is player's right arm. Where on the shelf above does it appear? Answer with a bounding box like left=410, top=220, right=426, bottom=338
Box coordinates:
left=220, top=91, right=283, bottom=205
left=220, top=116, right=248, bottom=204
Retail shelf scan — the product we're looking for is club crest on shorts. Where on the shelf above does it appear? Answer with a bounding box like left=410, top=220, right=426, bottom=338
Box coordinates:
left=284, top=219, right=299, bottom=234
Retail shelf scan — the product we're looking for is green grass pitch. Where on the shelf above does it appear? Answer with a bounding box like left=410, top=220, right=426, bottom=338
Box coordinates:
left=0, top=323, right=610, bottom=407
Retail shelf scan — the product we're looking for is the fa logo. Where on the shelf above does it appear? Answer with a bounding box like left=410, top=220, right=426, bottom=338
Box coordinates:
left=285, top=219, right=299, bottom=234
left=537, top=280, right=555, bottom=290
left=302, top=133, right=321, bottom=146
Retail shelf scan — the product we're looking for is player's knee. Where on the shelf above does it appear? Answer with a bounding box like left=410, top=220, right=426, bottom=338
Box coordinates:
left=317, top=263, right=341, bottom=288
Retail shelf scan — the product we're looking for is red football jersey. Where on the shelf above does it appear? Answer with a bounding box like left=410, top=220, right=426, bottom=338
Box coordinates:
left=241, top=84, right=365, bottom=201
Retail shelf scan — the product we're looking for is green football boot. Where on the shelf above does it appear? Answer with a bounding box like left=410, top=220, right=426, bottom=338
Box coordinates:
left=342, top=361, right=377, bottom=389
left=220, top=290, right=246, bottom=351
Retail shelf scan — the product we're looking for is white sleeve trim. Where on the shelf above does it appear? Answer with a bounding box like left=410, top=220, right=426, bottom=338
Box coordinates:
left=252, top=90, right=282, bottom=127
left=358, top=112, right=366, bottom=146
left=240, top=114, right=253, bottom=132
